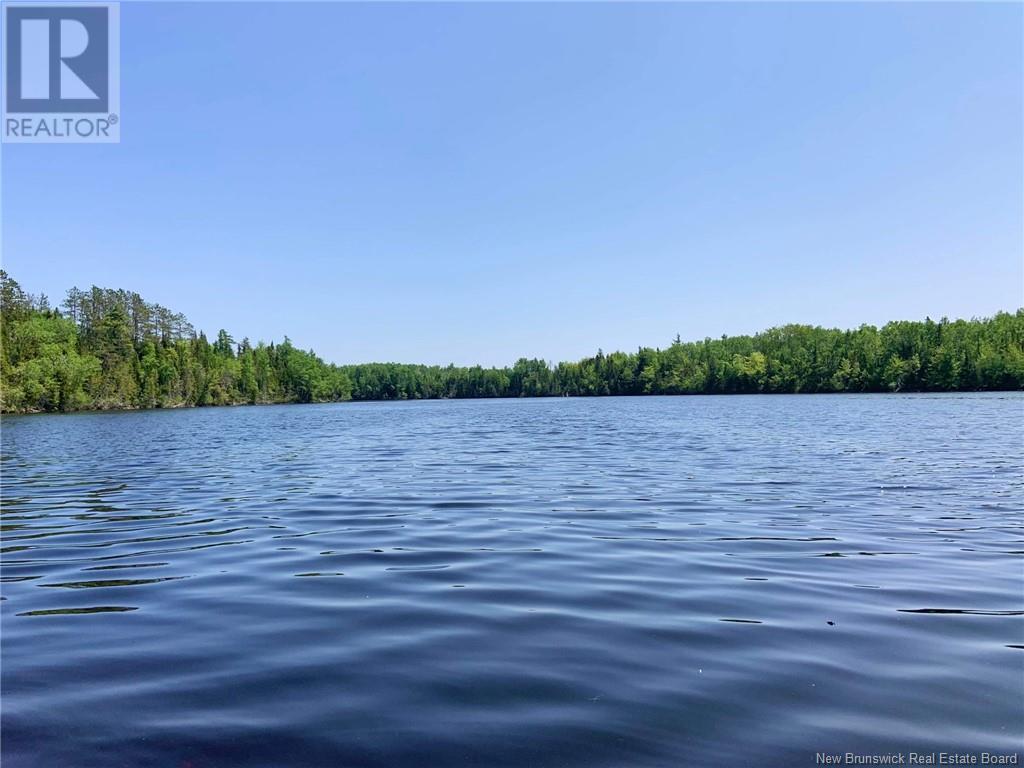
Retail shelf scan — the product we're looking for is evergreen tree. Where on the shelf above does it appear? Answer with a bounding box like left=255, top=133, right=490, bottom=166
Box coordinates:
left=1, top=272, right=1021, bottom=414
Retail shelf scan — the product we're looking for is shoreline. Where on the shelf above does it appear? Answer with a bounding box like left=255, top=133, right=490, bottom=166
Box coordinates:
left=3, top=387, right=1021, bottom=418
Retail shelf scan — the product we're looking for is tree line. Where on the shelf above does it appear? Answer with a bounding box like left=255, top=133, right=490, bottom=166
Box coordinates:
left=1, top=271, right=1021, bottom=413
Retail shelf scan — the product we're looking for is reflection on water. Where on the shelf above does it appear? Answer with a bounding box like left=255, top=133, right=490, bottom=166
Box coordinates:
left=1, top=394, right=1022, bottom=767
left=16, top=606, right=139, bottom=616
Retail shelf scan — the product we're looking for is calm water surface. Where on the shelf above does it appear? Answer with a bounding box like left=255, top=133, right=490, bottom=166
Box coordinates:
left=2, top=395, right=1022, bottom=767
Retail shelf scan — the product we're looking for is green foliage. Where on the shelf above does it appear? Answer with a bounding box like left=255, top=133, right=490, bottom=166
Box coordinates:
left=339, top=313, right=1024, bottom=400
left=0, top=272, right=352, bottom=412
left=3, top=313, right=100, bottom=412
left=0, top=270, right=1021, bottom=413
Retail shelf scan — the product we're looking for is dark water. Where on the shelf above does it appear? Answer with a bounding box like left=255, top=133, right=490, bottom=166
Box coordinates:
left=2, top=394, right=1022, bottom=767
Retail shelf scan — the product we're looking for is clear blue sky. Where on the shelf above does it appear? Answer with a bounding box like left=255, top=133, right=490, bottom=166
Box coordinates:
left=2, top=2, right=1021, bottom=367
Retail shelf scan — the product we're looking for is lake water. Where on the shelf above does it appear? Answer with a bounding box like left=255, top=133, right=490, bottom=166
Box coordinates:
left=1, top=394, right=1022, bottom=767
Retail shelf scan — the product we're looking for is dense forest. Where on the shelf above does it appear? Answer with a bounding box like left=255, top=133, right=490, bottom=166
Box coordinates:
left=1, top=271, right=1022, bottom=413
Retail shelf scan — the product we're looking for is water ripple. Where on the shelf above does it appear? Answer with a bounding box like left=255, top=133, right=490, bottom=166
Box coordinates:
left=2, top=394, right=1022, bottom=767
